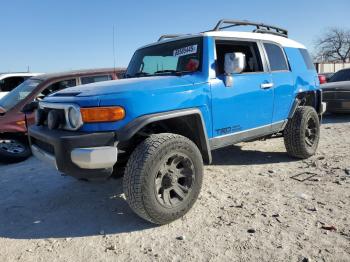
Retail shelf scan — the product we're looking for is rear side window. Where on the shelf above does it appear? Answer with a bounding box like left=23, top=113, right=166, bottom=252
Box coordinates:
left=81, top=75, right=112, bottom=85
left=264, top=43, right=289, bottom=71
left=299, top=49, right=315, bottom=70
left=40, top=78, right=77, bottom=97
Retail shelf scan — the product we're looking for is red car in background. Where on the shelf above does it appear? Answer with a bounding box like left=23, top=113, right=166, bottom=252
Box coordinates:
left=0, top=68, right=125, bottom=163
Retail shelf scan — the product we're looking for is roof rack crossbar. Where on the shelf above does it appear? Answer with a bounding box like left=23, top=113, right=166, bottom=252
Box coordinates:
left=158, top=34, right=185, bottom=42
left=212, top=19, right=288, bottom=38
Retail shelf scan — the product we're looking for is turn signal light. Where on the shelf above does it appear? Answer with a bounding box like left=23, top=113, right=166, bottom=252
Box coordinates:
left=16, top=120, right=26, bottom=127
left=80, top=106, right=125, bottom=123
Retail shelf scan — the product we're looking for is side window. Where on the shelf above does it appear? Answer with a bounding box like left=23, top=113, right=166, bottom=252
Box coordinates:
left=80, top=75, right=112, bottom=85
left=264, top=43, right=289, bottom=71
left=299, top=49, right=315, bottom=70
left=215, top=41, right=263, bottom=75
left=39, top=78, right=77, bottom=97
left=0, top=77, right=25, bottom=92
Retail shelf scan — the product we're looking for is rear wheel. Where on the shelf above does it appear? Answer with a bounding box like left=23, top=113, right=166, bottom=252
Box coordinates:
left=123, top=133, right=203, bottom=224
left=0, top=136, right=32, bottom=163
left=284, top=106, right=320, bottom=159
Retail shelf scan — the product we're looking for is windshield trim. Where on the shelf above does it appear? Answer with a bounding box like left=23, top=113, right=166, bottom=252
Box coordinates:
left=136, top=34, right=203, bottom=51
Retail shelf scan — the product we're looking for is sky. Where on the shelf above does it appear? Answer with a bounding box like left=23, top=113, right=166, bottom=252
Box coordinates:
left=1, top=0, right=349, bottom=73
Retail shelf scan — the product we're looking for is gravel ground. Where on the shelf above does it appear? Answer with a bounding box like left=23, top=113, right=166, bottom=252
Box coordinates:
left=0, top=115, right=349, bottom=262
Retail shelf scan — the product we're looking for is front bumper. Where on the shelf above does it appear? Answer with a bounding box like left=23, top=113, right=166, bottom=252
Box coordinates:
left=28, top=125, right=118, bottom=179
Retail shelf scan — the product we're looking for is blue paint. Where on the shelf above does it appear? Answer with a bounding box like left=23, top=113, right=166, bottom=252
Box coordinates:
left=43, top=36, right=319, bottom=139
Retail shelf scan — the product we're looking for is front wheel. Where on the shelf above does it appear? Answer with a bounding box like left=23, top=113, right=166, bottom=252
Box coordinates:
left=0, top=136, right=32, bottom=163
left=284, top=106, right=320, bottom=159
left=123, top=133, right=203, bottom=224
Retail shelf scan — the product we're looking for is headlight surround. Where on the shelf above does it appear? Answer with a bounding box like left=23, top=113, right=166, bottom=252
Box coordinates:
left=68, top=106, right=82, bottom=129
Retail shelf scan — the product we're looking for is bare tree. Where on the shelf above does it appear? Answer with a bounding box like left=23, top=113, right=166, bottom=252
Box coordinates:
left=315, top=28, right=350, bottom=63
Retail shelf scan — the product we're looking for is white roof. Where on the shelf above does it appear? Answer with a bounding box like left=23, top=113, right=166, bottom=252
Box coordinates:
left=141, top=31, right=306, bottom=50
left=0, top=73, right=43, bottom=80
left=203, top=31, right=305, bottom=49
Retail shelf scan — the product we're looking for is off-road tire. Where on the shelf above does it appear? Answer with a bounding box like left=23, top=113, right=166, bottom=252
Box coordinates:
left=0, top=136, right=32, bottom=164
left=284, top=106, right=320, bottom=159
left=123, top=133, right=203, bottom=224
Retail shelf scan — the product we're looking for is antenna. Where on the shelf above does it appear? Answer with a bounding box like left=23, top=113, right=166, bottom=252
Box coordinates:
left=113, top=25, right=116, bottom=73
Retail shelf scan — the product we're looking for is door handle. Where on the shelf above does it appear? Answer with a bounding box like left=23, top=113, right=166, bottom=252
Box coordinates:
left=261, top=82, right=274, bottom=89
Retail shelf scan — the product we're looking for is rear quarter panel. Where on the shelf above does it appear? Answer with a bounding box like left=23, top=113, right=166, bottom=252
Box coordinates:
left=283, top=47, right=319, bottom=111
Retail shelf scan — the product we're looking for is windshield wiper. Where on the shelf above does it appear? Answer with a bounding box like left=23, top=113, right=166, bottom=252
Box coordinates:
left=125, top=72, right=151, bottom=78
left=134, top=72, right=151, bottom=77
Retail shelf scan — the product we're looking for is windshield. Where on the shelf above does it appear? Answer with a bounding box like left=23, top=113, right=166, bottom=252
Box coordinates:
left=0, top=79, right=41, bottom=111
left=329, top=69, right=350, bottom=82
left=126, top=37, right=203, bottom=78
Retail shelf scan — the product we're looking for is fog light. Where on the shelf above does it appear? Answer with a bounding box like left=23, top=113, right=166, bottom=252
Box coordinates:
left=47, top=110, right=64, bottom=130
left=35, top=109, right=46, bottom=126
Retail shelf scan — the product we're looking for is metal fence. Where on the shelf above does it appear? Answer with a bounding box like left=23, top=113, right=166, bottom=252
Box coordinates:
left=315, top=62, right=350, bottom=73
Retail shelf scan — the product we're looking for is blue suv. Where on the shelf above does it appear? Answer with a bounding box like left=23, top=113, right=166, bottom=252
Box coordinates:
left=29, top=20, right=326, bottom=224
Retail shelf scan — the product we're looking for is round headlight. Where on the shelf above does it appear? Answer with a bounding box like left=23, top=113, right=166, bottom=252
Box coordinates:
left=68, top=106, right=81, bottom=129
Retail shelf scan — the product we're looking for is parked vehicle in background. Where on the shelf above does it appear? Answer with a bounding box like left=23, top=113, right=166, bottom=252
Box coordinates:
left=323, top=72, right=334, bottom=82
left=321, top=68, right=350, bottom=113
left=0, top=73, right=42, bottom=99
left=0, top=68, right=125, bottom=163
left=318, top=74, right=327, bottom=84
left=29, top=20, right=325, bottom=224
left=318, top=72, right=335, bottom=84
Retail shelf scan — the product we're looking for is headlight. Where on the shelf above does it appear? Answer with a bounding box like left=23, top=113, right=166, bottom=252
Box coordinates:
left=68, top=106, right=82, bottom=129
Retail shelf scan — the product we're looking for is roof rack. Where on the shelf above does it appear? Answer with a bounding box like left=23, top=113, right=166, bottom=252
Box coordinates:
left=211, top=19, right=288, bottom=38
left=158, top=34, right=186, bottom=42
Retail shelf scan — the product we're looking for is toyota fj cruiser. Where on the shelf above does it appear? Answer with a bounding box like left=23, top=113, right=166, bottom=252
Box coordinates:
left=29, top=20, right=326, bottom=224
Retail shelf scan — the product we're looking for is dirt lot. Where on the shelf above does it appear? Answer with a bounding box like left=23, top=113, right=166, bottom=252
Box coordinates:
left=0, top=115, right=349, bottom=262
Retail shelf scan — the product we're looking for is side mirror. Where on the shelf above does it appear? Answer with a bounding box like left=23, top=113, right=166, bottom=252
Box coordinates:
left=224, top=52, right=246, bottom=87
left=22, top=101, right=39, bottom=114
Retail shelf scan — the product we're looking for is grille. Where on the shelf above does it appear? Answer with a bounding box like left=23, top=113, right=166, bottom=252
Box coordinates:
left=37, top=108, right=65, bottom=129
left=336, top=91, right=350, bottom=100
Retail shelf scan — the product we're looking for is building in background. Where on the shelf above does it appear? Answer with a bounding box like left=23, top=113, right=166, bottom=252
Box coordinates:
left=315, top=62, right=350, bottom=74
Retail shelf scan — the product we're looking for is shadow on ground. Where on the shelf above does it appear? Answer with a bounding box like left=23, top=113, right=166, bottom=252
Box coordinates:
left=0, top=158, right=155, bottom=240
left=211, top=144, right=298, bottom=165
left=2, top=117, right=339, bottom=240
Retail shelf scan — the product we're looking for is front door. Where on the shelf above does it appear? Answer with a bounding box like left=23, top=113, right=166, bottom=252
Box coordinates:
left=210, top=40, right=274, bottom=148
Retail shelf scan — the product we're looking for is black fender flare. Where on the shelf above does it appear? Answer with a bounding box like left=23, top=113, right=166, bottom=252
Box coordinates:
left=117, top=108, right=212, bottom=164
left=288, top=89, right=323, bottom=119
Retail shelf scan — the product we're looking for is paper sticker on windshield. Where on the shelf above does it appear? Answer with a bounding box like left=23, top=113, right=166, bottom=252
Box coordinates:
left=173, top=45, right=198, bottom=57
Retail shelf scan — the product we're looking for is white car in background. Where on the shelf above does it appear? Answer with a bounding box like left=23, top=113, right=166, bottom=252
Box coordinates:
left=0, top=73, right=43, bottom=99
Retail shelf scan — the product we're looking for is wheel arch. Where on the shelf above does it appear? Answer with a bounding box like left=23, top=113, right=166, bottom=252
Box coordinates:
left=117, top=109, right=212, bottom=164
left=289, top=90, right=323, bottom=119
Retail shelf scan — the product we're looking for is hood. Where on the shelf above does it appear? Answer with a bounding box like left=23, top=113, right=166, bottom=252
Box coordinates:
left=52, top=75, right=198, bottom=97
left=321, top=81, right=350, bottom=91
